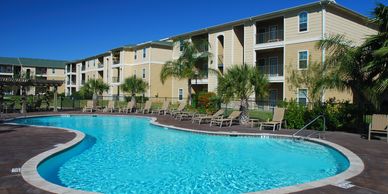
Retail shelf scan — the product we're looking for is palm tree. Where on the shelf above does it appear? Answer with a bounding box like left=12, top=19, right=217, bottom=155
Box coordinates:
left=121, top=75, right=148, bottom=104
left=80, top=79, right=109, bottom=100
left=160, top=40, right=215, bottom=104
left=361, top=3, right=388, bottom=104
left=217, top=64, right=268, bottom=123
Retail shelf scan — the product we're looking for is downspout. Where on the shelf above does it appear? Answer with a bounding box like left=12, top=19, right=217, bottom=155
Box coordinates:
left=320, top=0, right=328, bottom=102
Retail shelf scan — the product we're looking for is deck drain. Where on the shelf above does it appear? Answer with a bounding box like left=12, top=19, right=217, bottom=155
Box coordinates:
left=333, top=181, right=355, bottom=189
left=11, top=168, right=21, bottom=173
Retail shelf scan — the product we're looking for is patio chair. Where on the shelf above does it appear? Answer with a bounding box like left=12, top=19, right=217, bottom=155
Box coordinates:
left=120, top=99, right=136, bottom=113
left=82, top=100, right=95, bottom=112
left=192, top=109, right=225, bottom=124
left=258, top=107, right=285, bottom=131
left=152, top=100, right=170, bottom=115
left=137, top=100, right=152, bottom=114
left=176, top=111, right=199, bottom=121
left=210, top=111, right=242, bottom=128
left=103, top=101, right=117, bottom=113
left=368, top=114, right=388, bottom=143
left=169, top=102, right=187, bottom=117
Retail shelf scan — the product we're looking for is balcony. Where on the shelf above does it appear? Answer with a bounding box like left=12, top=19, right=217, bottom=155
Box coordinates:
left=97, top=63, right=104, bottom=69
left=112, top=76, right=120, bottom=83
left=113, top=57, right=120, bottom=65
left=81, top=65, right=86, bottom=71
left=218, top=55, right=224, bottom=68
left=256, top=29, right=284, bottom=44
left=81, top=80, right=85, bottom=85
left=0, top=66, right=13, bottom=74
left=36, top=68, right=47, bottom=75
left=257, top=64, right=284, bottom=82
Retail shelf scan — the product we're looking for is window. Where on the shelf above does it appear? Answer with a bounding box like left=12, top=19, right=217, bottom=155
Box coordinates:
left=179, top=40, right=184, bottom=51
left=298, top=89, right=308, bottom=105
left=142, top=68, right=146, bottom=79
left=178, top=88, right=183, bottom=101
left=269, top=90, right=277, bottom=109
left=143, top=48, right=147, bottom=58
left=134, top=50, right=137, bottom=60
left=269, top=25, right=278, bottom=41
left=257, top=58, right=266, bottom=74
left=298, top=51, right=308, bottom=69
left=52, top=68, right=55, bottom=74
left=269, top=57, right=278, bottom=77
left=299, top=12, right=308, bottom=32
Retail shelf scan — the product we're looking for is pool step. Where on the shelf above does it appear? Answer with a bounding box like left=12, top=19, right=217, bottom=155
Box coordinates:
left=333, top=180, right=355, bottom=189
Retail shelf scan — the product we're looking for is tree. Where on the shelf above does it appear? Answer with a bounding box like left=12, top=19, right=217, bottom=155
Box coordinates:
left=287, top=62, right=326, bottom=105
left=316, top=3, right=388, bottom=110
left=80, top=79, right=109, bottom=100
left=217, top=64, right=268, bottom=123
left=121, top=75, right=148, bottom=104
left=160, top=40, right=216, bottom=104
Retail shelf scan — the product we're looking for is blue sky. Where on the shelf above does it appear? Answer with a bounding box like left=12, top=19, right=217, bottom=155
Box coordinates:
left=0, top=0, right=379, bottom=60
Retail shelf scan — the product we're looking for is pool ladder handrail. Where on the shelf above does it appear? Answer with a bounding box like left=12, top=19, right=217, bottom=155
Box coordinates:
left=292, top=115, right=326, bottom=139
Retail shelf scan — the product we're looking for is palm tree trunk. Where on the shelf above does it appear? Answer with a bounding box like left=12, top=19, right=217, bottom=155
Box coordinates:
left=131, top=93, right=136, bottom=105
left=239, top=98, right=249, bottom=124
left=187, top=79, right=192, bottom=105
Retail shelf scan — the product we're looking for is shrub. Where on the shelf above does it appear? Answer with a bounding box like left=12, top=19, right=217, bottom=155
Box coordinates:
left=279, top=100, right=307, bottom=129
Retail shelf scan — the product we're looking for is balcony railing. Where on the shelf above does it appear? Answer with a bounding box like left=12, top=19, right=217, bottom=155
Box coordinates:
left=67, top=80, right=76, bottom=85
left=0, top=66, right=13, bottom=74
left=256, top=64, right=284, bottom=77
left=36, top=69, right=47, bottom=75
left=113, top=57, right=120, bottom=64
left=97, top=63, right=104, bottom=68
left=81, top=65, right=86, bottom=71
left=256, top=29, right=284, bottom=44
left=112, top=76, right=120, bottom=83
left=81, top=80, right=85, bottom=85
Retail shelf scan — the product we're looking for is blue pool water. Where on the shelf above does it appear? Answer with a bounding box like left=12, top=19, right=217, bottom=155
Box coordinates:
left=12, top=115, right=349, bottom=193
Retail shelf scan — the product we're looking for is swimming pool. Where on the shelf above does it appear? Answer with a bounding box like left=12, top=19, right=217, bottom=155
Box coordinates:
left=12, top=115, right=350, bottom=193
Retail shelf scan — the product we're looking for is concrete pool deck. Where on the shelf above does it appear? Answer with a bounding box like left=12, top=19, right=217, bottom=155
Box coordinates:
left=0, top=111, right=387, bottom=194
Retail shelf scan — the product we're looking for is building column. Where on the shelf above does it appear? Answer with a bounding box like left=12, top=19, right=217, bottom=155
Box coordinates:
left=53, top=86, right=58, bottom=112
left=20, top=86, right=27, bottom=114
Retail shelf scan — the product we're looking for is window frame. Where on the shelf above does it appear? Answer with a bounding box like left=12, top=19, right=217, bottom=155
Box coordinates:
left=297, top=88, right=308, bottom=105
left=298, top=11, right=309, bottom=33
left=142, top=68, right=146, bottom=79
left=143, top=48, right=147, bottom=58
left=298, top=50, right=309, bottom=70
left=178, top=88, right=183, bottom=101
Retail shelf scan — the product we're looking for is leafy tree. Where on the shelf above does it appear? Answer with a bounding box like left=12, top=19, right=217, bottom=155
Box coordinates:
left=121, top=75, right=149, bottom=104
left=287, top=61, right=326, bottom=105
left=160, top=40, right=216, bottom=104
left=217, top=64, right=268, bottom=122
left=80, top=79, right=109, bottom=100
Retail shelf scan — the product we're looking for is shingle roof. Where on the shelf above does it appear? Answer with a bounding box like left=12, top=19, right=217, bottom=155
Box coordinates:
left=0, top=57, right=67, bottom=69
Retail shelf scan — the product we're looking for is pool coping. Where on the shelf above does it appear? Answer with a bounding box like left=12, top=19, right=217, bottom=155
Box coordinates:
left=5, top=114, right=364, bottom=194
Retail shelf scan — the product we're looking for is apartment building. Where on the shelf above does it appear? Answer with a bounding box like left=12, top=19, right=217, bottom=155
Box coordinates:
left=65, top=41, right=179, bottom=99
left=169, top=0, right=376, bottom=105
left=65, top=0, right=376, bottom=105
left=0, top=57, right=66, bottom=94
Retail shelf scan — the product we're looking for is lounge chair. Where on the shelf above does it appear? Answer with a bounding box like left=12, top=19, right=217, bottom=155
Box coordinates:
left=103, top=101, right=117, bottom=113
left=169, top=102, right=187, bottom=118
left=368, top=114, right=388, bottom=142
left=259, top=107, right=285, bottom=131
left=210, top=111, right=242, bottom=128
left=177, top=111, right=198, bottom=121
left=120, top=99, right=136, bottom=113
left=192, top=109, right=225, bottom=124
left=82, top=100, right=95, bottom=112
left=137, top=101, right=152, bottom=114
left=152, top=101, right=170, bottom=115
